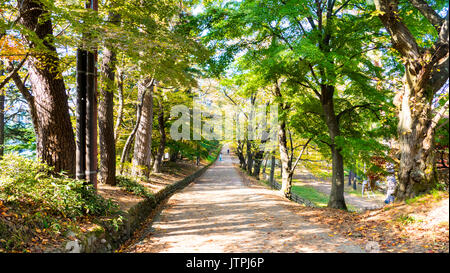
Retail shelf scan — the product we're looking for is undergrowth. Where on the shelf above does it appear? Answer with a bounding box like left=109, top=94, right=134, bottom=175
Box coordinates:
left=116, top=175, right=154, bottom=200
left=0, top=153, right=119, bottom=252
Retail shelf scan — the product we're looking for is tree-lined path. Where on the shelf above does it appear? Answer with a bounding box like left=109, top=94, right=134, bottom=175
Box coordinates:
left=125, top=145, right=364, bottom=253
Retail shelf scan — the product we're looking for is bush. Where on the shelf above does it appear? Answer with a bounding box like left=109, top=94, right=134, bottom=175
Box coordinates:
left=116, top=175, right=154, bottom=200
left=0, top=153, right=118, bottom=218
left=0, top=154, right=121, bottom=251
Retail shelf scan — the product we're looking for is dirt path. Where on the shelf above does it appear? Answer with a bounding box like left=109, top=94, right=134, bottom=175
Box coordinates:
left=125, top=145, right=365, bottom=253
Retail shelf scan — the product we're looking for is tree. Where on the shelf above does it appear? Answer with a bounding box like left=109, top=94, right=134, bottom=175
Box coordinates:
left=373, top=0, right=449, bottom=200
left=152, top=94, right=167, bottom=173
left=131, top=78, right=155, bottom=178
left=16, top=0, right=76, bottom=176
left=198, top=0, right=389, bottom=209
left=98, top=10, right=120, bottom=186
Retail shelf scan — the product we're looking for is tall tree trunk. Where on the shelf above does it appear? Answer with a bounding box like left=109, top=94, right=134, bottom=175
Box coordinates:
left=131, top=78, right=154, bottom=178
left=169, top=147, right=179, bottom=162
left=114, top=68, right=124, bottom=143
left=119, top=79, right=148, bottom=174
left=246, top=140, right=253, bottom=173
left=374, top=0, right=449, bottom=200
left=237, top=140, right=246, bottom=169
left=321, top=85, right=347, bottom=210
left=196, top=141, right=200, bottom=166
left=19, top=0, right=76, bottom=176
left=278, top=119, right=293, bottom=198
left=269, top=151, right=276, bottom=184
left=252, top=141, right=267, bottom=179
left=98, top=27, right=118, bottom=185
left=395, top=73, right=445, bottom=199
left=252, top=151, right=263, bottom=179
left=153, top=96, right=166, bottom=173
left=76, top=49, right=87, bottom=180
left=262, top=153, right=269, bottom=174
left=0, top=62, right=4, bottom=158
left=0, top=87, right=4, bottom=158
left=273, top=80, right=295, bottom=198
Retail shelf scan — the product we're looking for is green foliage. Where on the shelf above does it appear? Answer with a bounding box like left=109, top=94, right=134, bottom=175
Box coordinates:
left=0, top=153, right=118, bottom=218
left=395, top=214, right=420, bottom=225
left=0, top=154, right=120, bottom=251
left=198, top=0, right=397, bottom=182
left=291, top=185, right=329, bottom=208
left=3, top=123, right=36, bottom=156
left=116, top=175, right=154, bottom=200
left=405, top=189, right=445, bottom=205
left=206, top=142, right=222, bottom=163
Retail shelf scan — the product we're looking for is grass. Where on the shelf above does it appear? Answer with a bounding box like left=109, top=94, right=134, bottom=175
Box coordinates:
left=268, top=169, right=359, bottom=210
left=405, top=189, right=446, bottom=205
left=206, top=145, right=222, bottom=163
left=291, top=185, right=329, bottom=207
left=395, top=214, right=422, bottom=225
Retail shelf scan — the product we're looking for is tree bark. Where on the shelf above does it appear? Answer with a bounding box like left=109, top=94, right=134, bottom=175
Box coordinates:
left=375, top=0, right=449, bottom=200
left=119, top=79, right=149, bottom=173
left=246, top=139, right=253, bottom=173
left=0, top=86, right=4, bottom=158
left=321, top=85, right=347, bottom=210
left=131, top=78, right=154, bottom=178
left=262, top=153, right=269, bottom=174
left=252, top=150, right=264, bottom=180
left=273, top=80, right=295, bottom=198
left=153, top=96, right=166, bottom=173
left=19, top=0, right=76, bottom=176
left=0, top=62, right=5, bottom=158
left=278, top=119, right=293, bottom=198
left=236, top=140, right=246, bottom=169
left=269, top=151, right=276, bottom=184
left=169, top=147, right=179, bottom=162
left=98, top=37, right=117, bottom=185
left=114, top=68, right=124, bottom=143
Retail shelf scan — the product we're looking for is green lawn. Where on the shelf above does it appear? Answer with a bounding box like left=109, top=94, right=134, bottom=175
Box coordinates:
left=265, top=169, right=359, bottom=210
left=291, top=184, right=329, bottom=207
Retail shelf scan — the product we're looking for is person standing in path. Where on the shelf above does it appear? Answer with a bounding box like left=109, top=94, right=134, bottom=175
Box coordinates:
left=385, top=163, right=396, bottom=204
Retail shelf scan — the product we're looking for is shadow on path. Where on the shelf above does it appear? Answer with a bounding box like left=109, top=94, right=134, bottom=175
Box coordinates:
left=126, top=145, right=365, bottom=253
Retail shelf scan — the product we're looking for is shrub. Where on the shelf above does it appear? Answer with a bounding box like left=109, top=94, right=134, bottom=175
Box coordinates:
left=0, top=154, right=120, bottom=251
left=0, top=153, right=118, bottom=218
left=116, top=175, right=154, bottom=200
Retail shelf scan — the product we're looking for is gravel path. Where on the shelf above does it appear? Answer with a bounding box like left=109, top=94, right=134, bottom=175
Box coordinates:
left=126, top=146, right=365, bottom=253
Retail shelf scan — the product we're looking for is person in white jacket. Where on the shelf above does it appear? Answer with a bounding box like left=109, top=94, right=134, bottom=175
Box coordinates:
left=384, top=163, right=396, bottom=204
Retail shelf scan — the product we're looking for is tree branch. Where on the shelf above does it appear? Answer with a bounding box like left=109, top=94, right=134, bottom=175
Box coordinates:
left=336, top=103, right=374, bottom=124
left=407, top=0, right=444, bottom=32
left=333, top=0, right=351, bottom=16
left=429, top=100, right=449, bottom=132
left=222, top=89, right=248, bottom=119
left=0, top=53, right=29, bottom=90
left=374, top=0, right=421, bottom=61
left=291, top=137, right=314, bottom=173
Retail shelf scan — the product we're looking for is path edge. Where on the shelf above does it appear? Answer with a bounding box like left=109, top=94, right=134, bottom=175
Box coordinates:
left=61, top=146, right=222, bottom=253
